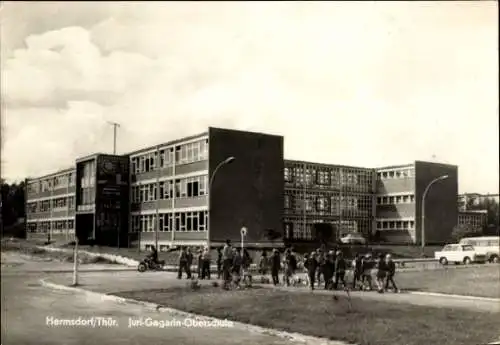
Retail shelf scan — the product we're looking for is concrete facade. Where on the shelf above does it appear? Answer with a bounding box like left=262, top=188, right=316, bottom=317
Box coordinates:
left=375, top=161, right=458, bottom=244
left=283, top=161, right=375, bottom=247
left=25, top=127, right=459, bottom=248
left=25, top=168, right=77, bottom=243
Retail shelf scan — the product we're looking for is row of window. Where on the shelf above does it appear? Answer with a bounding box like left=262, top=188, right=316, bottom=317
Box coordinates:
left=458, top=215, right=486, bottom=227
left=131, top=211, right=208, bottom=232
left=27, top=220, right=75, bottom=233
left=131, top=139, right=208, bottom=174
left=376, top=220, right=415, bottom=230
left=284, top=166, right=373, bottom=192
left=284, top=193, right=372, bottom=217
left=377, top=194, right=415, bottom=205
left=27, top=197, right=76, bottom=213
left=376, top=168, right=415, bottom=180
left=28, top=172, right=76, bottom=194
left=131, top=175, right=208, bottom=203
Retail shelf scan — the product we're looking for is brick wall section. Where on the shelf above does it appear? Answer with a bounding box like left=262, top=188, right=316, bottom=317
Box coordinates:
left=208, top=127, right=284, bottom=245
left=414, top=161, right=458, bottom=245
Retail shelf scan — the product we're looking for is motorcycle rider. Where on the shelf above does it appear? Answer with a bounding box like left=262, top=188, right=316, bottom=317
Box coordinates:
left=147, top=245, right=159, bottom=265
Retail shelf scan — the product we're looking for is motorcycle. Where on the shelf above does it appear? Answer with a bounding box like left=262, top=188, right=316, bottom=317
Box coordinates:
left=137, top=257, right=165, bottom=273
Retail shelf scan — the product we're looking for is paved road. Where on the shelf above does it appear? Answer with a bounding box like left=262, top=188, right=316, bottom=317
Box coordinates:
left=0, top=253, right=323, bottom=345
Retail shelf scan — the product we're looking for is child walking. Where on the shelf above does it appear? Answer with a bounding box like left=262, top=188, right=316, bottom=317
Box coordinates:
left=375, top=253, right=387, bottom=293
left=384, top=254, right=400, bottom=293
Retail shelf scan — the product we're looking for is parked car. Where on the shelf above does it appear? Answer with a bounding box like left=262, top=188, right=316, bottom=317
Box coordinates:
left=340, top=233, right=367, bottom=245
left=434, top=244, right=487, bottom=265
left=459, top=236, right=500, bottom=263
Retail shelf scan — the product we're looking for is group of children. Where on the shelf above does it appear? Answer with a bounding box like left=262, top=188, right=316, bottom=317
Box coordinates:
left=175, top=241, right=400, bottom=293
left=258, top=248, right=400, bottom=293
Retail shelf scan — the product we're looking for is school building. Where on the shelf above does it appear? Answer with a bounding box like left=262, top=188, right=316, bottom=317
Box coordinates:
left=457, top=210, right=488, bottom=230
left=25, top=127, right=459, bottom=249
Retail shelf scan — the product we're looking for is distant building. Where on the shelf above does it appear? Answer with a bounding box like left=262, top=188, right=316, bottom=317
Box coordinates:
left=458, top=210, right=488, bottom=230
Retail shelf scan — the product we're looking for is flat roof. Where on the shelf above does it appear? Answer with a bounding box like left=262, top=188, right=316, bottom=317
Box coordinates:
left=26, top=167, right=75, bottom=182
left=126, top=130, right=209, bottom=157
left=75, top=153, right=107, bottom=163
left=285, top=159, right=374, bottom=171
left=375, top=163, right=414, bottom=170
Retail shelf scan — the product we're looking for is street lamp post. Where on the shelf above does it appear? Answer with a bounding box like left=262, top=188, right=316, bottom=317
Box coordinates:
left=207, top=156, right=235, bottom=250
left=421, top=175, right=449, bottom=256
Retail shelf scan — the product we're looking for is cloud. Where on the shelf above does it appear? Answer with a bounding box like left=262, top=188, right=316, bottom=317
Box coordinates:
left=1, top=26, right=153, bottom=108
left=1, top=2, right=498, bottom=194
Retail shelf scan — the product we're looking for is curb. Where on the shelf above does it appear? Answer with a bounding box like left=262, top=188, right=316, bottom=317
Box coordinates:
left=39, top=279, right=353, bottom=345
left=407, top=291, right=500, bottom=302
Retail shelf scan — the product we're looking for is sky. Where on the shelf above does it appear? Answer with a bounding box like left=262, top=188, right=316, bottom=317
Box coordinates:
left=0, top=1, right=498, bottom=194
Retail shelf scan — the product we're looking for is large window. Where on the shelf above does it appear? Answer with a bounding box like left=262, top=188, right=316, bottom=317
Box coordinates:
left=27, top=202, right=37, bottom=213
left=377, top=220, right=415, bottom=230
left=159, top=181, right=174, bottom=199
left=316, top=170, right=330, bottom=185
left=53, top=197, right=67, bottom=210
left=378, top=168, right=415, bottom=180
left=39, top=200, right=51, bottom=212
left=378, top=194, right=415, bottom=205
left=175, top=139, right=209, bottom=165
left=316, top=196, right=329, bottom=211
left=28, top=182, right=40, bottom=194
left=174, top=211, right=208, bottom=231
left=175, top=175, right=207, bottom=199
left=27, top=222, right=37, bottom=233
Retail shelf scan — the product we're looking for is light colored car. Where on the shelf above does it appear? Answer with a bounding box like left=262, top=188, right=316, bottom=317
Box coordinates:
left=340, top=233, right=367, bottom=245
left=459, top=236, right=500, bottom=263
left=434, top=244, right=487, bottom=265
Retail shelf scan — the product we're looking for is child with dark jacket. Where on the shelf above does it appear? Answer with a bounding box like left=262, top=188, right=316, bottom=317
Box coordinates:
left=352, top=254, right=363, bottom=290
left=375, top=254, right=387, bottom=293
left=306, top=252, right=319, bottom=290
left=270, top=249, right=281, bottom=286
left=333, top=251, right=347, bottom=289
left=232, top=249, right=243, bottom=287
left=361, top=253, right=374, bottom=291
left=323, top=251, right=334, bottom=290
left=316, top=249, right=326, bottom=288
left=258, top=251, right=269, bottom=276
left=197, top=248, right=204, bottom=278
left=201, top=247, right=211, bottom=280
left=216, top=247, right=223, bottom=279
left=384, top=254, right=399, bottom=292
left=177, top=247, right=191, bottom=279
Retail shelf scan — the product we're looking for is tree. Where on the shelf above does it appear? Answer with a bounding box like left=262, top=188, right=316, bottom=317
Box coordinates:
left=1, top=180, right=26, bottom=238
left=451, top=224, right=483, bottom=242
left=467, top=197, right=500, bottom=235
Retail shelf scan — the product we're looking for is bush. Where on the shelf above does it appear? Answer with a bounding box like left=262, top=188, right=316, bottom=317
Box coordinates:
left=451, top=224, right=483, bottom=242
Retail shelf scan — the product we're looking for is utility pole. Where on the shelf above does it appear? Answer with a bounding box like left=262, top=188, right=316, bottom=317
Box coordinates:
left=107, top=121, right=121, bottom=155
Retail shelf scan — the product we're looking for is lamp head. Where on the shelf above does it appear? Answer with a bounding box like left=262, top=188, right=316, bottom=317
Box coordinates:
left=224, top=156, right=235, bottom=164
left=440, top=175, right=449, bottom=180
